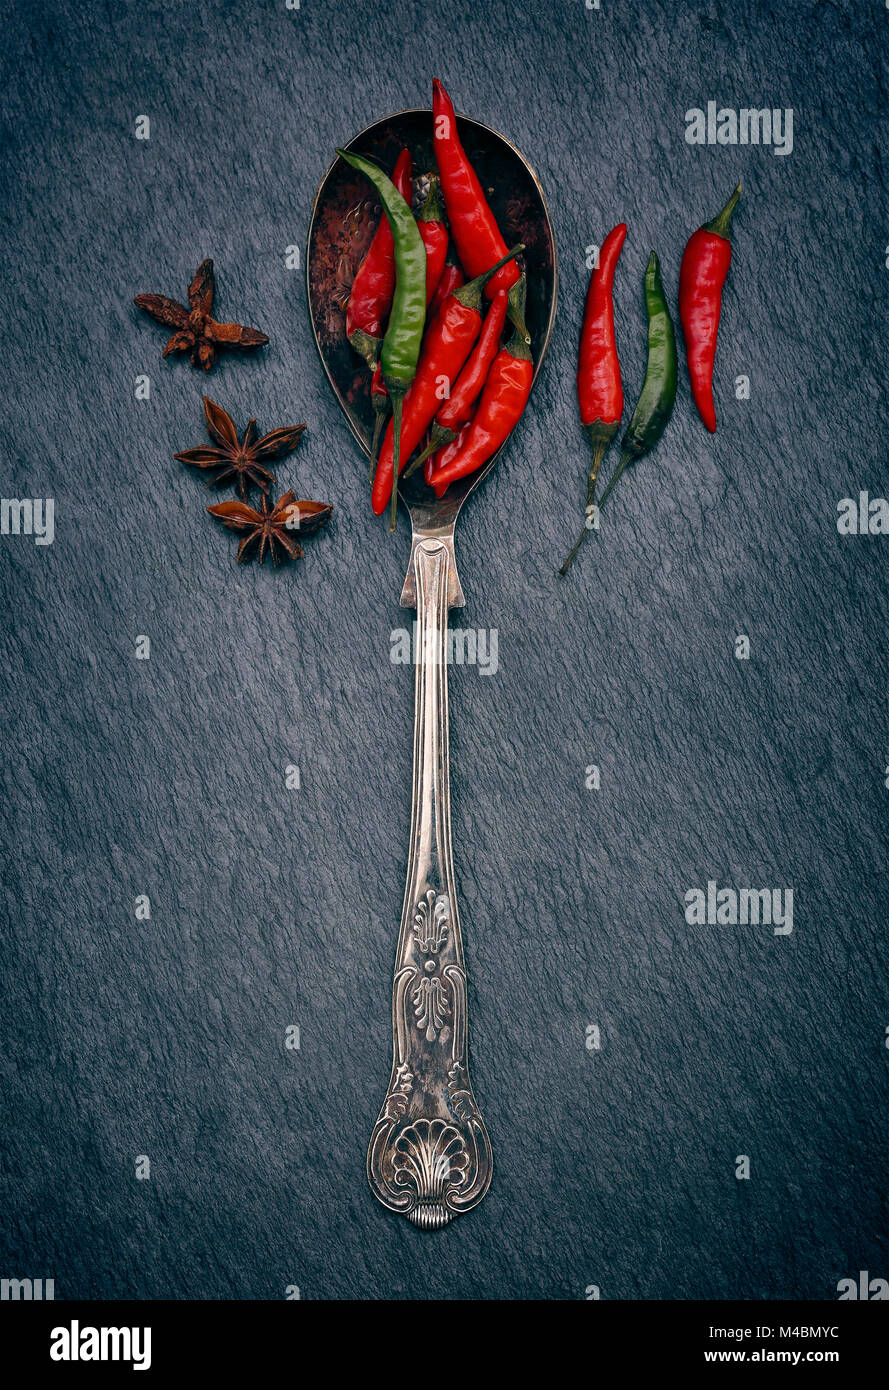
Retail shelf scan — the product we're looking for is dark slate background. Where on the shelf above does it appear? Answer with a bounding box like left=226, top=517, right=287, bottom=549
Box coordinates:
left=1, top=0, right=886, bottom=1301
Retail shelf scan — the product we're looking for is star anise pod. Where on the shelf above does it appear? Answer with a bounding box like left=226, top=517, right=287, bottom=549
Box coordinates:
left=134, top=259, right=268, bottom=370
left=208, top=490, right=333, bottom=566
left=174, top=396, right=306, bottom=498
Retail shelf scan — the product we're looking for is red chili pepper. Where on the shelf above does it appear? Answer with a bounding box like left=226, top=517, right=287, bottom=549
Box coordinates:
left=578, top=224, right=626, bottom=438
left=439, top=289, right=508, bottom=432
left=558, top=223, right=627, bottom=575
left=428, top=257, right=464, bottom=319
left=418, top=178, right=448, bottom=305
left=345, top=147, right=413, bottom=371
left=371, top=247, right=522, bottom=515
left=429, top=301, right=533, bottom=497
left=679, top=183, right=742, bottom=433
left=405, top=290, right=508, bottom=478
left=432, top=79, right=528, bottom=341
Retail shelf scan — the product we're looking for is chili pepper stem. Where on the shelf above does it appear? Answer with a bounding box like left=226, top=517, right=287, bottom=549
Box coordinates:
left=558, top=528, right=591, bottom=578
left=369, top=400, right=389, bottom=482
left=559, top=449, right=633, bottom=572
left=507, top=279, right=531, bottom=344
left=586, top=439, right=607, bottom=509
left=705, top=182, right=742, bottom=239
left=349, top=328, right=380, bottom=374
left=597, top=451, right=634, bottom=510
left=403, top=425, right=457, bottom=480
left=388, top=387, right=406, bottom=532
left=558, top=437, right=609, bottom=577
left=455, top=245, right=524, bottom=311
left=420, top=175, right=445, bottom=223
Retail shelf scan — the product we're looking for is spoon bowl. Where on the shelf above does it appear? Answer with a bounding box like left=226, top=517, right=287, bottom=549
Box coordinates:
left=306, top=107, right=558, bottom=542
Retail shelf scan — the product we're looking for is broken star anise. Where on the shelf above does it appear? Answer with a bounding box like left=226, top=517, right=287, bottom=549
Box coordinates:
left=134, top=259, right=268, bottom=371
left=207, top=490, right=333, bottom=566
left=175, top=396, right=306, bottom=498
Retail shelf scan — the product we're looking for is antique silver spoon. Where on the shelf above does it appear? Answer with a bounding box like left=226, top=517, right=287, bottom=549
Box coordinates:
left=307, top=108, right=557, bottom=1227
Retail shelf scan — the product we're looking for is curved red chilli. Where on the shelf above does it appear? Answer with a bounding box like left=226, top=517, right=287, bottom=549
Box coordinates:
left=437, top=290, right=508, bottom=433
left=432, top=79, right=519, bottom=301
left=679, top=231, right=729, bottom=432
left=679, top=185, right=741, bottom=433
left=430, top=346, right=533, bottom=496
left=577, top=223, right=626, bottom=428
left=420, top=222, right=448, bottom=304
left=428, top=260, right=464, bottom=319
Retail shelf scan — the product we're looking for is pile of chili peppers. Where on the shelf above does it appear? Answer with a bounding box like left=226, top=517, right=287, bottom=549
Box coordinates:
left=338, top=80, right=534, bottom=531
left=560, top=183, right=742, bottom=576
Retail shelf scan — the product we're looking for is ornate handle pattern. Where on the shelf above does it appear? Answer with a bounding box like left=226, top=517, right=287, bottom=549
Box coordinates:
left=367, top=539, right=493, bottom=1229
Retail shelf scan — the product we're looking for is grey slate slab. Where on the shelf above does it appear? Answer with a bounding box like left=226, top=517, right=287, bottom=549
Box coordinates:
left=0, top=0, right=885, bottom=1300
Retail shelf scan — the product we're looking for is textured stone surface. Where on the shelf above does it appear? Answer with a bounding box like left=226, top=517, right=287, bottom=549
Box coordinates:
left=0, top=0, right=886, bottom=1300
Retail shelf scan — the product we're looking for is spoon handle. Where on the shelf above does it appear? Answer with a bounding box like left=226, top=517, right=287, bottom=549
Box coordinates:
left=367, top=537, right=493, bottom=1228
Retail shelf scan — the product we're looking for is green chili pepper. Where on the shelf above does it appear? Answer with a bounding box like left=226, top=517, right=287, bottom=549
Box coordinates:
left=336, top=149, right=427, bottom=530
left=598, top=251, right=677, bottom=509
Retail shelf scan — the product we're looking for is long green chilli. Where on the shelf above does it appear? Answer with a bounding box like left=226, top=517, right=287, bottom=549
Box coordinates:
left=599, top=251, right=677, bottom=509
left=337, top=149, right=426, bottom=386
left=337, top=148, right=427, bottom=528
